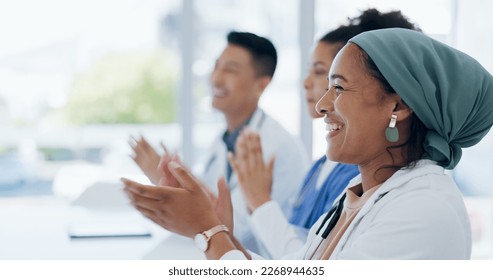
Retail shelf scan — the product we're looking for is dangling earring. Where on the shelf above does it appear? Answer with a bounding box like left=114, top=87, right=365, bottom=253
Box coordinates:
left=385, top=114, right=399, bottom=142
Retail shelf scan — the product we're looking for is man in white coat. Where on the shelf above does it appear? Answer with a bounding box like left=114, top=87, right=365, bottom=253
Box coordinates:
left=131, top=31, right=308, bottom=256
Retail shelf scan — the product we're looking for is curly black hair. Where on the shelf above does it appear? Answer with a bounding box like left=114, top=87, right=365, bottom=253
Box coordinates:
left=320, top=8, right=421, bottom=51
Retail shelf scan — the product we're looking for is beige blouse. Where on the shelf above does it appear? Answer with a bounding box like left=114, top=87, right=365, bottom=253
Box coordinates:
left=309, top=183, right=381, bottom=260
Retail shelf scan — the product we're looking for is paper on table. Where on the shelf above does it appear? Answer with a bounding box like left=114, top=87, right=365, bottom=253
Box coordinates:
left=71, top=181, right=130, bottom=209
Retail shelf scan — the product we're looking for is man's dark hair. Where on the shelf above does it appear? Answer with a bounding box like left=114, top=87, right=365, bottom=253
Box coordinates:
left=227, top=31, right=277, bottom=78
left=320, top=8, right=421, bottom=52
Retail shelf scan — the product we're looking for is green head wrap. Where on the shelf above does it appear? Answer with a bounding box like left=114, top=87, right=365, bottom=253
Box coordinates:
left=349, top=28, right=493, bottom=169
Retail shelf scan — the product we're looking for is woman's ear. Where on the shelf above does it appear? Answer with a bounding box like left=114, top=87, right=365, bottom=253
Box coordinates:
left=391, top=95, right=413, bottom=122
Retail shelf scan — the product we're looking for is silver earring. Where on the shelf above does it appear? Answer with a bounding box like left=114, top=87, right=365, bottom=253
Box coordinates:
left=385, top=114, right=399, bottom=142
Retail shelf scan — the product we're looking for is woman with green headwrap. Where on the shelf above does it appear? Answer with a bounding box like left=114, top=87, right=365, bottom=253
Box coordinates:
left=121, top=28, right=493, bottom=259
left=295, top=28, right=493, bottom=259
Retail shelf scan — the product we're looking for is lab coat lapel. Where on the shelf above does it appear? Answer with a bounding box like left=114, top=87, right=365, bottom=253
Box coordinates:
left=227, top=108, right=264, bottom=190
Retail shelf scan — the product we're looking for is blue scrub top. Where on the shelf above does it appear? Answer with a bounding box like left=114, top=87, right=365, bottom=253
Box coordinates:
left=289, top=156, right=359, bottom=229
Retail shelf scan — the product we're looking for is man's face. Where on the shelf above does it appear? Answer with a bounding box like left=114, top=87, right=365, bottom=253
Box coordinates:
left=210, top=44, right=262, bottom=115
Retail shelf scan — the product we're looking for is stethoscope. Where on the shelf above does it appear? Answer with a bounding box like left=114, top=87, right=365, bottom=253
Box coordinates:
left=203, top=110, right=267, bottom=185
left=315, top=192, right=346, bottom=239
left=302, top=193, right=346, bottom=260
left=304, top=189, right=390, bottom=259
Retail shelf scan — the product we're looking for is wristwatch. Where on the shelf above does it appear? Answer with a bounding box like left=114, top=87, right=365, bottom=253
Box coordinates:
left=194, top=225, right=229, bottom=252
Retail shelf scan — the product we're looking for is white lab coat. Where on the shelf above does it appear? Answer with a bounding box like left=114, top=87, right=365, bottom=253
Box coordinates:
left=201, top=108, right=309, bottom=256
left=221, top=159, right=472, bottom=260
left=250, top=200, right=306, bottom=259
left=249, top=159, right=340, bottom=259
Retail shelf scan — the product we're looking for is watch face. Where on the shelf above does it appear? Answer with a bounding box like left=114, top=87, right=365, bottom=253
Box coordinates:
left=194, top=233, right=208, bottom=252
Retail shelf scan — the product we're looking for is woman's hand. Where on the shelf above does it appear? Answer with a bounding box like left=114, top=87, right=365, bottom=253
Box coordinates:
left=122, top=161, right=241, bottom=259
left=122, top=161, right=222, bottom=238
left=129, top=135, right=177, bottom=185
left=129, top=135, right=164, bottom=184
left=228, top=129, right=275, bottom=212
left=157, top=149, right=181, bottom=188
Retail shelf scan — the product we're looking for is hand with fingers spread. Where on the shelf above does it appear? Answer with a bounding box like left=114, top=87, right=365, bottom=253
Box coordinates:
left=158, top=158, right=227, bottom=228
left=121, top=161, right=241, bottom=259
left=129, top=135, right=174, bottom=185
left=228, top=129, right=275, bottom=212
left=122, top=161, right=219, bottom=237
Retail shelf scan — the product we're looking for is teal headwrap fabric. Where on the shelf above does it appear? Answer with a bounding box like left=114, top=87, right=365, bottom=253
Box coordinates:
left=349, top=28, right=493, bottom=169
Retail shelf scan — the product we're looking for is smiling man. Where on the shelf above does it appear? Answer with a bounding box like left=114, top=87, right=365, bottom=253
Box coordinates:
left=201, top=31, right=308, bottom=256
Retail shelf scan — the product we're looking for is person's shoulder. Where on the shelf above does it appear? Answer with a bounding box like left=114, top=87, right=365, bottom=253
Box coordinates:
left=258, top=113, right=301, bottom=142
left=373, top=160, right=464, bottom=210
left=260, top=113, right=290, bottom=132
left=371, top=178, right=466, bottom=231
left=382, top=160, right=447, bottom=190
left=253, top=110, right=308, bottom=161
left=379, top=162, right=464, bottom=213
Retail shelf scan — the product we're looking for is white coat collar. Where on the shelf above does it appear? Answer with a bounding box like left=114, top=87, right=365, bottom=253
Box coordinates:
left=329, top=159, right=443, bottom=257
left=346, top=159, right=442, bottom=201
left=246, top=107, right=266, bottom=132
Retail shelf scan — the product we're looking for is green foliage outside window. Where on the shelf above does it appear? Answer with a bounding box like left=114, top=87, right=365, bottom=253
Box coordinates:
left=63, top=50, right=178, bottom=124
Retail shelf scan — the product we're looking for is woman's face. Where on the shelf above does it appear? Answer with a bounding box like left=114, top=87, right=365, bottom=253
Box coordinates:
left=315, top=43, right=398, bottom=166
left=304, top=42, right=341, bottom=119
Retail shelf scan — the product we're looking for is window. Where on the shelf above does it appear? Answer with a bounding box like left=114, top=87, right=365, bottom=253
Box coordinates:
left=0, top=0, right=182, bottom=196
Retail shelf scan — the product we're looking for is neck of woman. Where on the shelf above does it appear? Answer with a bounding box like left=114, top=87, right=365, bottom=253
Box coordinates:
left=358, top=147, right=408, bottom=193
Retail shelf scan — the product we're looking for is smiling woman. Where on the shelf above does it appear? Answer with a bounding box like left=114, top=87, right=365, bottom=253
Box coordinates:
left=318, top=43, right=424, bottom=186
left=302, top=28, right=493, bottom=259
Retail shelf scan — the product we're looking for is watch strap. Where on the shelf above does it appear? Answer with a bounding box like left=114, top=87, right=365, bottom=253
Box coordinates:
left=202, top=224, right=229, bottom=241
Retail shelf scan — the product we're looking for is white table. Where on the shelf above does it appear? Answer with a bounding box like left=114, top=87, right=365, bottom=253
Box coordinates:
left=0, top=196, right=203, bottom=260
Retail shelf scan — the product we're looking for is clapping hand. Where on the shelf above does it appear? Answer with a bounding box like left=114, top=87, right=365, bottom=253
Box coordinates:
left=228, top=128, right=275, bottom=212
